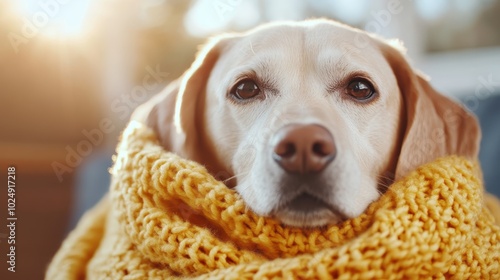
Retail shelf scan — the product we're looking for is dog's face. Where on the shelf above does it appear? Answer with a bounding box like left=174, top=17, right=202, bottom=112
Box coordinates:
left=205, top=23, right=402, bottom=226
left=137, top=20, right=480, bottom=228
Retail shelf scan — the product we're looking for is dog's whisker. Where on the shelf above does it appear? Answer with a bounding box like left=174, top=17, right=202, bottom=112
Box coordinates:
left=374, top=173, right=395, bottom=195
left=222, top=171, right=250, bottom=184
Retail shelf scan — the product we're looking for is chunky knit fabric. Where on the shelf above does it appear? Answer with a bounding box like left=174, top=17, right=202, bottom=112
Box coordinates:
left=47, top=121, right=500, bottom=279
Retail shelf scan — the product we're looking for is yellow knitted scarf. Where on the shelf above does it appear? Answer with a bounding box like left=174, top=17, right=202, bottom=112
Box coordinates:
left=47, top=121, right=500, bottom=279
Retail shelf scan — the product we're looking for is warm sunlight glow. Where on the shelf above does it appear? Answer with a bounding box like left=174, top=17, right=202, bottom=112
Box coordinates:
left=15, top=0, right=92, bottom=38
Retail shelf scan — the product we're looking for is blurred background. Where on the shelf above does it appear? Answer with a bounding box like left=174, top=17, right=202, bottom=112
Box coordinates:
left=0, top=0, right=499, bottom=278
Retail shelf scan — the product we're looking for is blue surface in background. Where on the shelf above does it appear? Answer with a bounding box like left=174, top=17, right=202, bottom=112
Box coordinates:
left=466, top=94, right=500, bottom=198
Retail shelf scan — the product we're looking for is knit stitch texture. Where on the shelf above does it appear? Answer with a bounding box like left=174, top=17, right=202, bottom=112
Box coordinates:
left=46, top=121, right=500, bottom=279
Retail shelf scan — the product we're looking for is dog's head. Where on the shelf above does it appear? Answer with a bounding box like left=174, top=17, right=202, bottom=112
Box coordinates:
left=134, top=19, right=480, bottom=227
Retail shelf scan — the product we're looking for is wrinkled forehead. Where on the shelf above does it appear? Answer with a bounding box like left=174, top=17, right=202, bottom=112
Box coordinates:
left=215, top=22, right=388, bottom=77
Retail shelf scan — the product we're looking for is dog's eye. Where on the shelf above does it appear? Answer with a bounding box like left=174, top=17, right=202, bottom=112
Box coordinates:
left=231, top=79, right=261, bottom=100
left=346, top=79, right=375, bottom=101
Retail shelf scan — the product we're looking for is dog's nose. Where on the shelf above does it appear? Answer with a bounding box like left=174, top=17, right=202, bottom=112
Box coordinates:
left=272, top=124, right=336, bottom=174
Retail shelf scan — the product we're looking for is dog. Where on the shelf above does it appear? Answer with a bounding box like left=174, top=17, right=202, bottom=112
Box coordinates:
left=132, top=19, right=480, bottom=227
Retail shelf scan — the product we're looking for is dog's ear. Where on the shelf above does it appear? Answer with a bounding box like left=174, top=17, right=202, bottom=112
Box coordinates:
left=378, top=40, right=481, bottom=178
left=132, top=36, right=229, bottom=159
